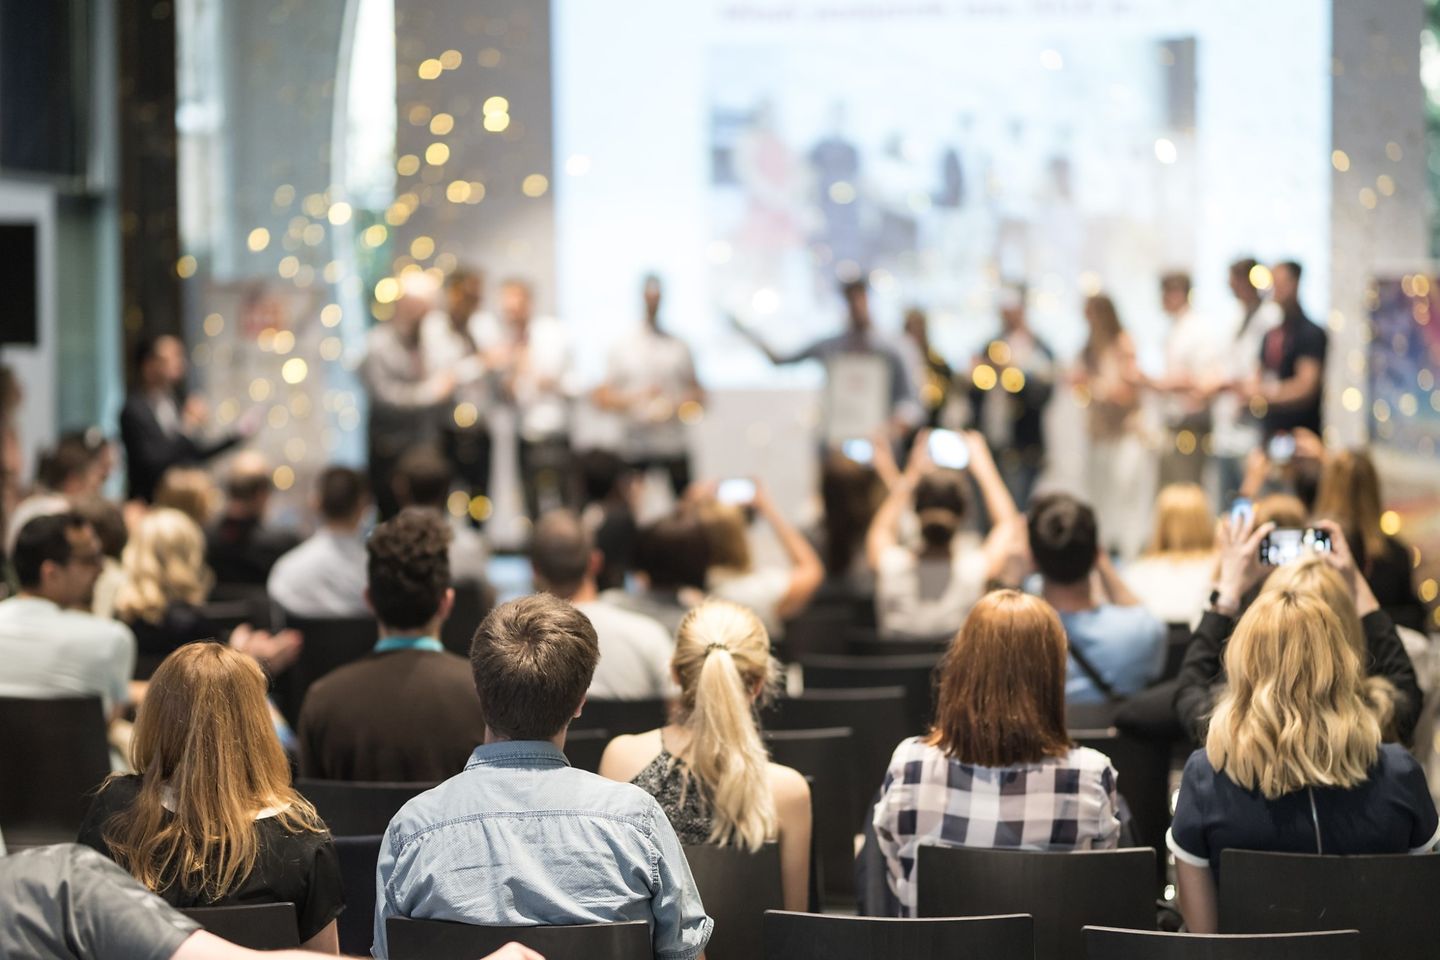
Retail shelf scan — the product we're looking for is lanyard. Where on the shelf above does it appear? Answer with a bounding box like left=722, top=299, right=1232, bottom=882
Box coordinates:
left=374, top=635, right=444, bottom=654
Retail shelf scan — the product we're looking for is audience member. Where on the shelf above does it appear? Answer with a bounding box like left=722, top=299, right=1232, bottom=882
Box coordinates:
left=600, top=599, right=812, bottom=911
left=373, top=594, right=712, bottom=959
left=78, top=643, right=343, bottom=952
left=1028, top=493, right=1166, bottom=703
left=818, top=449, right=885, bottom=587
left=0, top=363, right=21, bottom=567
left=531, top=510, right=672, bottom=701
left=72, top=495, right=129, bottom=618
left=0, top=513, right=135, bottom=717
left=601, top=510, right=710, bottom=634
left=266, top=467, right=370, bottom=619
left=697, top=480, right=824, bottom=636
left=577, top=449, right=640, bottom=592
left=392, top=445, right=489, bottom=586
left=206, top=452, right=300, bottom=588
left=1121, top=483, right=1215, bottom=628
left=1173, top=519, right=1422, bottom=746
left=298, top=508, right=484, bottom=782
left=152, top=466, right=220, bottom=529
left=873, top=590, right=1121, bottom=916
left=1169, top=583, right=1438, bottom=934
left=866, top=430, right=1016, bottom=638
left=113, top=508, right=217, bottom=676
left=5, top=432, right=106, bottom=555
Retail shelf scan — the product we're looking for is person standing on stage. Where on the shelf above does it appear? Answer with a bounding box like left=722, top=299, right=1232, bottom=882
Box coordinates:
left=902, top=307, right=956, bottom=430
left=594, top=275, right=704, bottom=497
left=733, top=278, right=921, bottom=442
left=484, top=279, right=576, bottom=520
left=1248, top=260, right=1327, bottom=439
left=361, top=278, right=453, bottom=519
left=1211, top=257, right=1281, bottom=499
left=1150, top=272, right=1224, bottom=487
left=422, top=267, right=495, bottom=511
left=120, top=335, right=250, bottom=503
left=969, top=282, right=1055, bottom=508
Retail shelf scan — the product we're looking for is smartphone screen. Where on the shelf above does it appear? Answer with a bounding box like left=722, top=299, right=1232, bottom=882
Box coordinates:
left=1268, top=433, right=1296, bottom=465
left=716, top=478, right=757, bottom=506
left=841, top=438, right=874, bottom=465
left=1229, top=497, right=1254, bottom=527
left=1259, top=528, right=1332, bottom=565
left=927, top=429, right=970, bottom=471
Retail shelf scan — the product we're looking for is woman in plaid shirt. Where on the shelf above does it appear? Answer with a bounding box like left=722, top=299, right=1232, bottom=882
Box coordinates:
left=872, top=590, right=1122, bottom=915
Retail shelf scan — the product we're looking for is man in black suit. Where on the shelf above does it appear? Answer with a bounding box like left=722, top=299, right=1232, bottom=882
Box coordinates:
left=119, top=335, right=247, bottom=502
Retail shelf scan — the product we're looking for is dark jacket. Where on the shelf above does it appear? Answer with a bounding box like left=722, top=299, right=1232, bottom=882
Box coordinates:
left=119, top=392, right=239, bottom=502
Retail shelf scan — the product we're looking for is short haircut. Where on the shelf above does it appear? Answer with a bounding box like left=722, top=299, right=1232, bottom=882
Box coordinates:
left=576, top=449, right=631, bottom=505
left=365, top=507, right=452, bottom=630
left=1230, top=257, right=1258, bottom=286
left=37, top=435, right=97, bottom=491
left=13, top=512, right=86, bottom=588
left=470, top=594, right=600, bottom=740
left=446, top=266, right=480, bottom=289
left=225, top=467, right=272, bottom=503
left=131, top=334, right=175, bottom=373
left=72, top=496, right=128, bottom=559
left=531, top=510, right=592, bottom=596
left=636, top=511, right=710, bottom=590
left=1028, top=493, right=1099, bottom=585
left=394, top=446, right=451, bottom=509
left=317, top=466, right=368, bottom=522
left=839, top=278, right=868, bottom=301
left=1160, top=271, right=1192, bottom=296
left=1275, top=260, right=1303, bottom=281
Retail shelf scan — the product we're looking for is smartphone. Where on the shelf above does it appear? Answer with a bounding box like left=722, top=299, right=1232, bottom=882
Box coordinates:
left=1267, top=433, right=1296, bottom=465
left=1258, top=527, right=1333, bottom=566
left=841, top=438, right=874, bottom=465
left=1229, top=497, right=1254, bottom=528
left=927, top=429, right=971, bottom=471
left=716, top=478, right=757, bottom=506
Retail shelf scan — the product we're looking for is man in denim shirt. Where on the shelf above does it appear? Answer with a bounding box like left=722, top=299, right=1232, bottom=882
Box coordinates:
left=372, top=594, right=713, bottom=959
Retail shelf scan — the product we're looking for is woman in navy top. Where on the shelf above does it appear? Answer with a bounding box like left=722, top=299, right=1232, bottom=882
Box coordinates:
left=1169, top=559, right=1439, bottom=933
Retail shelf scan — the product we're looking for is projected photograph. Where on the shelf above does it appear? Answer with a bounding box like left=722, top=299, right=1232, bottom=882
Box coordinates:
left=1368, top=276, right=1440, bottom=454
left=705, top=34, right=1198, bottom=356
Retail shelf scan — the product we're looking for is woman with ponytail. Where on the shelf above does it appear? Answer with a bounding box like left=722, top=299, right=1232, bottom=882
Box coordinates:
left=599, top=599, right=812, bottom=910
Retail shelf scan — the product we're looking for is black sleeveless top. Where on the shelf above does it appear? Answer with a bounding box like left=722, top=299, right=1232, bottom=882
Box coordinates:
left=631, top=748, right=714, bottom=845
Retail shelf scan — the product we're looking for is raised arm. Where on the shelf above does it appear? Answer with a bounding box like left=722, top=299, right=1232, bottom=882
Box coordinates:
left=754, top=483, right=826, bottom=621
left=964, top=431, right=1017, bottom=529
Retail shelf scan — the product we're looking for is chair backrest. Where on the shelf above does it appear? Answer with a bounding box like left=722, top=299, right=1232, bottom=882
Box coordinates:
left=333, top=835, right=383, bottom=956
left=0, top=696, right=111, bottom=846
left=1218, top=850, right=1440, bottom=960
left=564, top=727, right=610, bottom=774
left=295, top=779, right=434, bottom=836
left=849, top=632, right=953, bottom=658
left=799, top=652, right=940, bottom=734
left=760, top=687, right=909, bottom=818
left=764, top=727, right=858, bottom=900
left=386, top=918, right=651, bottom=960
left=1071, top=727, right=1171, bottom=884
left=916, top=846, right=1156, bottom=960
left=763, top=910, right=1034, bottom=960
left=684, top=842, right=784, bottom=960
left=570, top=697, right=670, bottom=736
left=440, top=580, right=493, bottom=657
left=1084, top=926, right=1361, bottom=960
left=272, top=613, right=378, bottom=724
left=180, top=902, right=300, bottom=950
left=200, top=598, right=262, bottom=639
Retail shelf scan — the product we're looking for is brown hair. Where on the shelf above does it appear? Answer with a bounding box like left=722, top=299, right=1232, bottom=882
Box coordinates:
left=366, top=507, right=452, bottom=630
left=101, top=643, right=324, bottom=900
left=154, top=467, right=219, bottom=527
left=1254, top=494, right=1307, bottom=530
left=470, top=595, right=600, bottom=740
left=1081, top=294, right=1124, bottom=370
left=1312, top=449, right=1386, bottom=571
left=697, top=501, right=753, bottom=573
left=928, top=590, right=1071, bottom=766
left=1146, top=483, right=1214, bottom=555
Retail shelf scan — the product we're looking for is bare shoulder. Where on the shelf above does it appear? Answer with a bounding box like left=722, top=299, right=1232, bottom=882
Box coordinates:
left=767, top=762, right=812, bottom=801
left=597, top=728, right=664, bottom=782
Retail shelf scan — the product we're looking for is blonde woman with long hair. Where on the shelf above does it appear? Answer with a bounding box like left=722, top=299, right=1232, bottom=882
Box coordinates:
left=77, top=642, right=343, bottom=952
left=598, top=599, right=812, bottom=910
left=1121, top=483, right=1215, bottom=627
left=113, top=507, right=217, bottom=677
left=1169, top=583, right=1439, bottom=934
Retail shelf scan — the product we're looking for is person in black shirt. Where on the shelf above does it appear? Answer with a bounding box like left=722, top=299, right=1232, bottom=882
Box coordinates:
left=206, top=453, right=299, bottom=590
left=1252, top=261, right=1326, bottom=437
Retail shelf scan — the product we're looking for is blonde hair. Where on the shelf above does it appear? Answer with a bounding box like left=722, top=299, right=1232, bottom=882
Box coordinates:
left=1206, top=587, right=1381, bottom=799
left=100, top=643, right=326, bottom=899
left=114, top=508, right=213, bottom=624
left=697, top=502, right=753, bottom=574
left=1254, top=494, right=1307, bottom=530
left=1312, top=449, right=1386, bottom=570
left=671, top=599, right=778, bottom=851
left=153, top=466, right=220, bottom=527
left=1145, top=483, right=1213, bottom=556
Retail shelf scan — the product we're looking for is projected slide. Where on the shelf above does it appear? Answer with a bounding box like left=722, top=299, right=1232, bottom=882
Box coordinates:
left=554, top=0, right=1331, bottom=386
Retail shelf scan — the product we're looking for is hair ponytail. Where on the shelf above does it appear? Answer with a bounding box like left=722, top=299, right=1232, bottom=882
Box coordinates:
left=672, top=600, right=778, bottom=851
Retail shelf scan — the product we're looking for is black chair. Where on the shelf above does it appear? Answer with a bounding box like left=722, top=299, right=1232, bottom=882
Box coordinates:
left=386, top=918, right=651, bottom=960
left=570, top=697, right=670, bottom=736
left=335, top=834, right=383, bottom=956
left=1084, top=926, right=1361, bottom=960
left=916, top=846, right=1157, bottom=960
left=799, top=653, right=940, bottom=738
left=0, top=696, right=111, bottom=847
left=180, top=903, right=300, bottom=950
left=1219, top=850, right=1440, bottom=960
left=200, top=598, right=260, bottom=640
left=761, top=687, right=909, bottom=819
left=564, top=727, right=610, bottom=774
left=780, top=606, right=864, bottom=660
left=1071, top=727, right=1172, bottom=884
left=848, top=632, right=952, bottom=658
left=685, top=842, right=784, bottom=960
left=440, top=580, right=493, bottom=657
left=763, top=910, right=1034, bottom=960
left=295, top=779, right=434, bottom=836
left=764, top=727, right=857, bottom=900
left=272, top=613, right=378, bottom=724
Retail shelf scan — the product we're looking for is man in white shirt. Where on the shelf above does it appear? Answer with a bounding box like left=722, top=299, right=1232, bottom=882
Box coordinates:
left=1152, top=272, right=1225, bottom=487
left=0, top=513, right=135, bottom=717
left=422, top=267, right=496, bottom=510
left=531, top=510, right=673, bottom=701
left=593, top=275, right=703, bottom=497
left=266, top=467, right=371, bottom=619
left=483, top=279, right=576, bottom=519
left=1211, top=258, right=1282, bottom=499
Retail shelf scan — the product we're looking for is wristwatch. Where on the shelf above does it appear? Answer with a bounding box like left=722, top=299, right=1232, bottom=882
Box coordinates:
left=1208, top=589, right=1238, bottom=617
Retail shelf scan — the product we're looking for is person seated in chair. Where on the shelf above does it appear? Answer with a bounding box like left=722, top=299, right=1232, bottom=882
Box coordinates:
left=598, top=510, right=709, bottom=635
left=391, top=445, right=489, bottom=588
left=372, top=594, right=712, bottom=960
left=206, top=452, right=300, bottom=590
left=266, top=468, right=370, bottom=619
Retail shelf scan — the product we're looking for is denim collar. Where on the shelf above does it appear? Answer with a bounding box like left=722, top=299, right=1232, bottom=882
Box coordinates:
left=464, top=739, right=571, bottom=771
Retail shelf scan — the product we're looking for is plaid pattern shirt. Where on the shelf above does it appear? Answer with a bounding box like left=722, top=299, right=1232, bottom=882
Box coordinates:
left=873, top=737, right=1122, bottom=915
